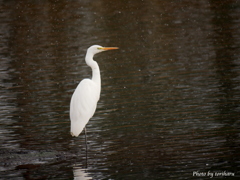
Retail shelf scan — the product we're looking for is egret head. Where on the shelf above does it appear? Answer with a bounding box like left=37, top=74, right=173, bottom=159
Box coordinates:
left=87, top=45, right=119, bottom=56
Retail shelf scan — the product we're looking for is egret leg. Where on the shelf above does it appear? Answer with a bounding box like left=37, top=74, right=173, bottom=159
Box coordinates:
left=84, top=127, right=88, bottom=167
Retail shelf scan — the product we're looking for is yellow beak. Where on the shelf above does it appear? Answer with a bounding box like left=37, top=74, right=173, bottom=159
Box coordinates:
left=102, top=47, right=119, bottom=51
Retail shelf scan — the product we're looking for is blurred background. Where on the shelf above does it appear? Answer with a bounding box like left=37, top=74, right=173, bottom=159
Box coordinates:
left=0, top=0, right=240, bottom=179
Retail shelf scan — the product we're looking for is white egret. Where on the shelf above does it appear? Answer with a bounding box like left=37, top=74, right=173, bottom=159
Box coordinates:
left=70, top=45, right=118, bottom=139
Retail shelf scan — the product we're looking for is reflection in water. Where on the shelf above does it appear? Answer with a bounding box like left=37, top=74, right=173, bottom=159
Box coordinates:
left=73, top=165, right=92, bottom=180
left=0, top=0, right=240, bottom=179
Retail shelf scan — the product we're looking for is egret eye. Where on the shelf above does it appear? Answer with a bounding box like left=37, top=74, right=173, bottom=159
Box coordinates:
left=97, top=47, right=102, bottom=50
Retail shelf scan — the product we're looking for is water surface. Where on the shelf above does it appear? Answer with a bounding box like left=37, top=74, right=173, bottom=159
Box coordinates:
left=0, top=0, right=240, bottom=179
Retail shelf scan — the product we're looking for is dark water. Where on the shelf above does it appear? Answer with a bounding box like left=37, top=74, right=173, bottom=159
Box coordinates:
left=0, top=0, right=240, bottom=179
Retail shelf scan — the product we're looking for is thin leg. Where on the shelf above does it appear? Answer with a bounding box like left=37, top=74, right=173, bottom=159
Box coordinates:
left=84, top=127, right=88, bottom=168
left=84, top=127, right=88, bottom=150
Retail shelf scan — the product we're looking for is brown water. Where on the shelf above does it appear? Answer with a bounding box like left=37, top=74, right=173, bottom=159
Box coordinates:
left=0, top=0, right=240, bottom=179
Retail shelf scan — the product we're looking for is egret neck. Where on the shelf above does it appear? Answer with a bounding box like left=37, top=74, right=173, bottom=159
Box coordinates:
left=85, top=50, right=101, bottom=93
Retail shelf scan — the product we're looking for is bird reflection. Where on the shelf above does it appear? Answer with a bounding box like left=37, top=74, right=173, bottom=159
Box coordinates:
left=73, top=165, right=92, bottom=180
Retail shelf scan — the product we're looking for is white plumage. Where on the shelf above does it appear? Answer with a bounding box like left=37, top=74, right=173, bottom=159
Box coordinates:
left=70, top=45, right=118, bottom=137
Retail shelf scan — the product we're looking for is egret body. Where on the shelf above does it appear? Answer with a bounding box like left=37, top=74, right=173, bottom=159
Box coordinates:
left=70, top=45, right=118, bottom=137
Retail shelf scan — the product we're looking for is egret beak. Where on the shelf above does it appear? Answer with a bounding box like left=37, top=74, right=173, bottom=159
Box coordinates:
left=102, top=47, right=119, bottom=51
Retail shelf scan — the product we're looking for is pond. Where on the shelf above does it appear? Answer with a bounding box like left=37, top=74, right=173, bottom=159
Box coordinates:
left=0, top=0, right=240, bottom=179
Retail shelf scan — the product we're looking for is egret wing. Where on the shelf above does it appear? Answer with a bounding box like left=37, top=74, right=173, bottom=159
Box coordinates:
left=70, top=79, right=99, bottom=136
